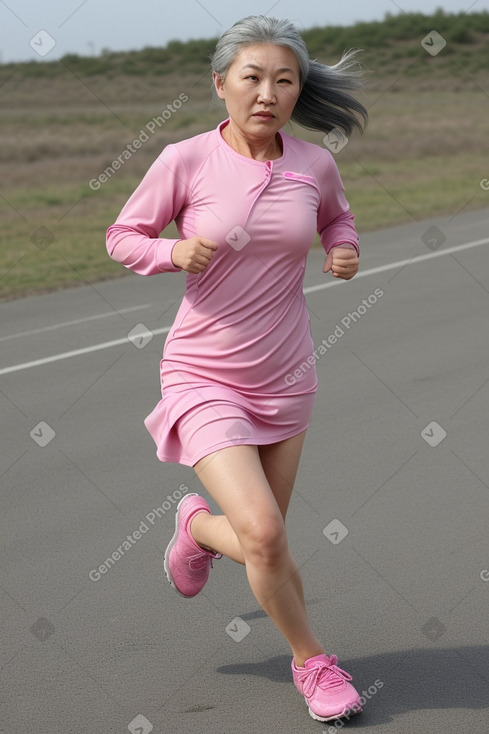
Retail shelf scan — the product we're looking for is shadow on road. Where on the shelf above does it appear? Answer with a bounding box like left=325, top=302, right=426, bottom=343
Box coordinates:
left=217, top=645, right=489, bottom=727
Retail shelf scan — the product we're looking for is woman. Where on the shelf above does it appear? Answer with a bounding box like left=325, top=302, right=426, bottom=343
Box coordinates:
left=107, top=15, right=367, bottom=724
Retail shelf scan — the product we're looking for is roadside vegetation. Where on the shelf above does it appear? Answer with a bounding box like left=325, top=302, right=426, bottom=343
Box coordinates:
left=1, top=9, right=488, bottom=299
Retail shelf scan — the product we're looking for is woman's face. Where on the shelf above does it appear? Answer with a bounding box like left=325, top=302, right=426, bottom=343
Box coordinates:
left=214, top=43, right=302, bottom=140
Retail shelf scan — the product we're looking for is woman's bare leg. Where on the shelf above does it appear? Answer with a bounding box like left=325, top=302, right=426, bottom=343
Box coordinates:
left=191, top=435, right=324, bottom=666
left=191, top=431, right=306, bottom=562
left=191, top=513, right=245, bottom=564
left=258, top=430, right=307, bottom=519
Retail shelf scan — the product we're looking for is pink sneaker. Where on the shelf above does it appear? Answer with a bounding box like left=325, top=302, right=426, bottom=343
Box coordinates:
left=292, top=653, right=362, bottom=722
left=164, top=493, right=221, bottom=598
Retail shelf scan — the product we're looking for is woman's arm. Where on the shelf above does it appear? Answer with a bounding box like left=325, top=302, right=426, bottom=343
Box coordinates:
left=315, top=151, right=359, bottom=280
left=106, top=144, right=188, bottom=275
left=316, top=151, right=359, bottom=256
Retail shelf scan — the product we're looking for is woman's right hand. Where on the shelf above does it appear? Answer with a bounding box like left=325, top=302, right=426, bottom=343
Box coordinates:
left=171, top=237, right=219, bottom=273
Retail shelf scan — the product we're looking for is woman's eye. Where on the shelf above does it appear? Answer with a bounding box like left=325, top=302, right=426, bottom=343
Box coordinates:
left=244, top=75, right=292, bottom=84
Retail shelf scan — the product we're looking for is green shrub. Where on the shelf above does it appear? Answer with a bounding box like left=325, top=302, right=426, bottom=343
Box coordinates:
left=0, top=10, right=487, bottom=81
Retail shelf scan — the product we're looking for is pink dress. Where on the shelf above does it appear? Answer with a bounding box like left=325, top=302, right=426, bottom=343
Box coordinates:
left=107, top=119, right=359, bottom=466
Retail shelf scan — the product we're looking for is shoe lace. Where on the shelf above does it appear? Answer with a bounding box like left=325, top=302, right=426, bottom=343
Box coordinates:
left=186, top=540, right=222, bottom=573
left=187, top=551, right=211, bottom=572
left=296, top=655, right=352, bottom=698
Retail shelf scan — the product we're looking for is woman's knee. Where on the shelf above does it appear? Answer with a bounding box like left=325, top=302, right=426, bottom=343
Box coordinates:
left=238, top=514, right=288, bottom=566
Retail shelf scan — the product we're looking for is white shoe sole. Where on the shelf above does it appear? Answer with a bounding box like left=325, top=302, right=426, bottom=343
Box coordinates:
left=163, top=493, right=199, bottom=599
left=306, top=699, right=363, bottom=722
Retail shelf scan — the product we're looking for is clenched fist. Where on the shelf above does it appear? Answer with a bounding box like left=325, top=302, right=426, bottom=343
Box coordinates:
left=171, top=236, right=219, bottom=274
left=323, top=245, right=359, bottom=280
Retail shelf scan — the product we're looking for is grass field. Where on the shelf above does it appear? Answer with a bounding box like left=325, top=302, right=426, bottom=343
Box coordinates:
left=1, top=11, right=489, bottom=300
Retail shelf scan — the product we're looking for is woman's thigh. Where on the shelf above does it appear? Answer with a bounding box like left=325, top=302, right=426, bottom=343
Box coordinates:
left=193, top=430, right=307, bottom=534
left=258, top=430, right=307, bottom=519
left=194, top=444, right=282, bottom=541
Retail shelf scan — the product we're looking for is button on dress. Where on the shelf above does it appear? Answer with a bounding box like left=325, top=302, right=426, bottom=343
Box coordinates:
left=106, top=119, right=359, bottom=466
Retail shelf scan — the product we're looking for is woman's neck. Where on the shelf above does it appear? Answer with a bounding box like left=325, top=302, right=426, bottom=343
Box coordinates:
left=222, top=119, right=282, bottom=161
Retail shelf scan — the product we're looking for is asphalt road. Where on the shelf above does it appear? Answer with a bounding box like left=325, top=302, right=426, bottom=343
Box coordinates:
left=1, top=208, right=488, bottom=734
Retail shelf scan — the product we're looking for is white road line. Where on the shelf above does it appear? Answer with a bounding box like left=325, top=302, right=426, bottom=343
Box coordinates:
left=1, top=237, right=487, bottom=376
left=0, top=327, right=172, bottom=375
left=303, top=237, right=489, bottom=294
left=0, top=304, right=151, bottom=342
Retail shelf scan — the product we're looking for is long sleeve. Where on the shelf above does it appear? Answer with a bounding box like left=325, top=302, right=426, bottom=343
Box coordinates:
left=316, top=152, right=359, bottom=256
left=106, top=144, right=189, bottom=274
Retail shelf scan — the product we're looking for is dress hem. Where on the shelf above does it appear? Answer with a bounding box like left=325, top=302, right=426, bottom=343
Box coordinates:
left=153, top=423, right=311, bottom=468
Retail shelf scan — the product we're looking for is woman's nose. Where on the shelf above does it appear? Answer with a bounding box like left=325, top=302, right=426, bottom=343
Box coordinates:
left=257, top=83, right=276, bottom=104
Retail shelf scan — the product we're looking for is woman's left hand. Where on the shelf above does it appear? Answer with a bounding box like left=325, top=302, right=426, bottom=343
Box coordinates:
left=323, top=246, right=359, bottom=280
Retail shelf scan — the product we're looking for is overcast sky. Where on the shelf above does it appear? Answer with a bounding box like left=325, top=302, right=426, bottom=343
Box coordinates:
left=1, top=0, right=487, bottom=64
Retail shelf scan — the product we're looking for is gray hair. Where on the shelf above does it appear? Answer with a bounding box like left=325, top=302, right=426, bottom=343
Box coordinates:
left=211, top=15, right=367, bottom=136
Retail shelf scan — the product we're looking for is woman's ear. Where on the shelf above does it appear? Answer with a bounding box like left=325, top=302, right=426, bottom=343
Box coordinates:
left=213, top=71, right=225, bottom=100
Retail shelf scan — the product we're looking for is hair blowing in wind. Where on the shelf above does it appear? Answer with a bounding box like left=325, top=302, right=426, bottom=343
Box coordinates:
left=211, top=15, right=368, bottom=136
